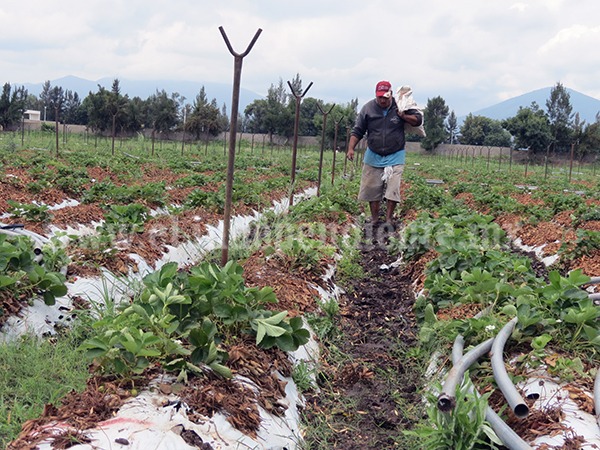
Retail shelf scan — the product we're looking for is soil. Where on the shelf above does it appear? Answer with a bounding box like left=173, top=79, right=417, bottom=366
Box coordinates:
left=303, top=225, right=423, bottom=449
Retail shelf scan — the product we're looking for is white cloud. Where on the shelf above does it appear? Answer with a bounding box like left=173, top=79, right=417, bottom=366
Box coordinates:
left=1, top=0, right=599, bottom=115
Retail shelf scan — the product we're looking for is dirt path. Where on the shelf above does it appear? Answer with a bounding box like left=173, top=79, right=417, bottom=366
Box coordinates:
left=304, top=226, right=424, bottom=449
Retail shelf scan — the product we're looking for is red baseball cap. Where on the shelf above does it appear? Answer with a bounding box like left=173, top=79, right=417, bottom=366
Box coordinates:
left=375, top=80, right=392, bottom=98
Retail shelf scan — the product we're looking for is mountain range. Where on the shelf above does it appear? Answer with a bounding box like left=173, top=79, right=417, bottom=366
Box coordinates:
left=465, top=87, right=600, bottom=125
left=21, top=76, right=600, bottom=125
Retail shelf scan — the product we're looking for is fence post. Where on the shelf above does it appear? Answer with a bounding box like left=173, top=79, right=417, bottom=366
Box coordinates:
left=218, top=26, right=262, bottom=266
left=287, top=80, right=313, bottom=206
left=316, top=102, right=335, bottom=196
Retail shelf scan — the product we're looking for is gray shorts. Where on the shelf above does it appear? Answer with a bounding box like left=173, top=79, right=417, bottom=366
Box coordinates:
left=358, top=164, right=404, bottom=202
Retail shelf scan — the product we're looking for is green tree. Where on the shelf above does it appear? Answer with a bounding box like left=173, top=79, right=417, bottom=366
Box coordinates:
left=62, top=90, right=86, bottom=125
left=459, top=114, right=510, bottom=147
left=299, top=97, right=320, bottom=136
left=313, top=101, right=358, bottom=148
left=0, top=83, right=27, bottom=129
left=186, top=87, right=225, bottom=139
left=109, top=79, right=128, bottom=129
left=83, top=85, right=112, bottom=133
left=244, top=79, right=292, bottom=142
left=48, top=86, right=65, bottom=123
left=218, top=103, right=230, bottom=133
left=38, top=80, right=53, bottom=121
left=122, top=96, right=147, bottom=134
left=546, top=82, right=573, bottom=153
left=146, top=90, right=179, bottom=136
left=579, top=120, right=600, bottom=161
left=421, top=96, right=449, bottom=150
left=25, top=93, right=43, bottom=115
left=503, top=103, right=552, bottom=154
left=446, top=110, right=458, bottom=144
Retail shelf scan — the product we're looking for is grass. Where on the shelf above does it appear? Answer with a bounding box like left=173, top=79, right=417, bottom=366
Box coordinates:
left=0, top=332, right=90, bottom=447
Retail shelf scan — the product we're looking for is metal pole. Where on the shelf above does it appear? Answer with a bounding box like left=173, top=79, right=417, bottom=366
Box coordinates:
left=54, top=106, right=60, bottom=157
left=544, top=142, right=551, bottom=180
left=287, top=80, right=313, bottom=207
left=219, top=26, right=262, bottom=267
left=343, top=125, right=350, bottom=177
left=331, top=118, right=341, bottom=185
left=181, top=108, right=186, bottom=156
left=316, top=102, right=335, bottom=196
left=568, top=141, right=576, bottom=182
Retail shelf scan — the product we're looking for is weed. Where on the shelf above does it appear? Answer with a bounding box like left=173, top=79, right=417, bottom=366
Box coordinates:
left=0, top=333, right=89, bottom=447
left=405, top=378, right=502, bottom=449
left=292, top=360, right=316, bottom=393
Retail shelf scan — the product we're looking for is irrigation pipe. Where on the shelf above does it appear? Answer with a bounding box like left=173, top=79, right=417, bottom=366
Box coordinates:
left=0, top=223, right=49, bottom=246
left=438, top=337, right=494, bottom=412
left=452, top=336, right=533, bottom=450
left=491, top=317, right=529, bottom=418
left=0, top=228, right=45, bottom=266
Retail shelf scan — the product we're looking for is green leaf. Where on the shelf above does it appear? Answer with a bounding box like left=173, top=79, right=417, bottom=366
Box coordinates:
left=0, top=275, right=17, bottom=287
left=424, top=303, right=437, bottom=324
left=206, top=341, right=218, bottom=364
left=274, top=333, right=295, bottom=352
left=212, top=302, right=233, bottom=318
left=42, top=291, right=56, bottom=305
left=501, top=304, right=517, bottom=316
left=48, top=283, right=68, bottom=297
left=255, top=321, right=287, bottom=345
left=209, top=362, right=232, bottom=379
left=531, top=334, right=552, bottom=350
left=289, top=316, right=305, bottom=331
left=256, top=323, right=266, bottom=345
left=121, top=331, right=140, bottom=354
left=262, top=310, right=288, bottom=325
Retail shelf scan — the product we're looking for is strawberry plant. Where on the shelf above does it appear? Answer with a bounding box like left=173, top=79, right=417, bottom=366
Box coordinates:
left=558, top=229, right=600, bottom=262
left=7, top=201, right=51, bottom=223
left=80, top=260, right=310, bottom=380
left=272, top=236, right=335, bottom=275
left=185, top=188, right=225, bottom=213
left=101, top=203, right=149, bottom=234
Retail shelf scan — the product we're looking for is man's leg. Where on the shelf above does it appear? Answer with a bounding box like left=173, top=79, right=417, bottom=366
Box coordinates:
left=383, top=165, right=404, bottom=225
left=369, top=201, right=381, bottom=223
left=358, top=164, right=384, bottom=223
left=385, top=199, right=397, bottom=222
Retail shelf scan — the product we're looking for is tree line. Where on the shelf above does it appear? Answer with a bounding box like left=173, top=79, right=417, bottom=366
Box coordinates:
left=0, top=73, right=358, bottom=148
left=423, top=82, right=600, bottom=160
left=1, top=76, right=599, bottom=159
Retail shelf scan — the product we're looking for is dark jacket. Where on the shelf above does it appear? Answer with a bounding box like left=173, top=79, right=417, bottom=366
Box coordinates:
left=351, top=98, right=423, bottom=156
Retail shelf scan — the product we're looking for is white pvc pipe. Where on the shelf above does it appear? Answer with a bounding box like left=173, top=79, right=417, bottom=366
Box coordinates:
left=438, top=337, right=494, bottom=411
left=452, top=335, right=533, bottom=450
left=491, top=317, right=529, bottom=418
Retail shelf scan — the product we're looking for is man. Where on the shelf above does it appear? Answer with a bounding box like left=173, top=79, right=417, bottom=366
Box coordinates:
left=347, top=80, right=422, bottom=229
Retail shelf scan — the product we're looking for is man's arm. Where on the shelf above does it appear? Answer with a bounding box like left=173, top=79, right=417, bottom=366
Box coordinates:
left=347, top=134, right=361, bottom=161
left=398, top=109, right=422, bottom=127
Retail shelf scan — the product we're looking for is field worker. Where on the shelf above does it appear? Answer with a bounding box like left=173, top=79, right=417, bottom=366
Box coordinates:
left=347, top=80, right=423, bottom=230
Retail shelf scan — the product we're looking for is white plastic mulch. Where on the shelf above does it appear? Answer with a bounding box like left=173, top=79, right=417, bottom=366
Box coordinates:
left=2, top=189, right=329, bottom=450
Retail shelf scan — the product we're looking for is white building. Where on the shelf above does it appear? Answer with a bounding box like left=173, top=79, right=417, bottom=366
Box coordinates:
left=24, top=109, right=41, bottom=121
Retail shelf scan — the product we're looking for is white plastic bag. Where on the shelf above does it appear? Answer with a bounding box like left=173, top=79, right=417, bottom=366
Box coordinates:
left=396, top=85, right=426, bottom=137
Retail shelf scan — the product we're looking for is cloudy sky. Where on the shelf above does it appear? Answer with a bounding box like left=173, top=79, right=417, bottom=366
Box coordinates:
left=1, top=0, right=599, bottom=115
